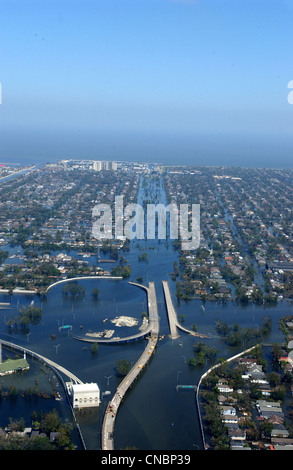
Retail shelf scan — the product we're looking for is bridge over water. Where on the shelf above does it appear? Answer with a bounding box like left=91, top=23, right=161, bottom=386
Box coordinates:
left=2, top=276, right=209, bottom=450
left=101, top=279, right=210, bottom=450
left=162, top=280, right=210, bottom=340
left=46, top=275, right=123, bottom=293
left=101, top=281, right=159, bottom=450
left=0, top=338, right=83, bottom=384
left=0, top=338, right=87, bottom=449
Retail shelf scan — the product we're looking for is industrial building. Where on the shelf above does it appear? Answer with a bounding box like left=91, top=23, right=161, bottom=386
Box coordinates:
left=66, top=382, right=100, bottom=409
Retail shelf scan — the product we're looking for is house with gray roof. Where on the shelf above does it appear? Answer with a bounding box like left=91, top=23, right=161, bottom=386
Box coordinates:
left=271, top=424, right=289, bottom=438
left=256, top=400, right=284, bottom=419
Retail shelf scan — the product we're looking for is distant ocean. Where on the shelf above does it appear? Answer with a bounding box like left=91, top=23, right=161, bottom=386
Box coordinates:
left=0, top=128, right=292, bottom=169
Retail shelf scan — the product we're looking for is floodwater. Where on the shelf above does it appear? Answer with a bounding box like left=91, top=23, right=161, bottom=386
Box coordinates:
left=0, top=176, right=291, bottom=450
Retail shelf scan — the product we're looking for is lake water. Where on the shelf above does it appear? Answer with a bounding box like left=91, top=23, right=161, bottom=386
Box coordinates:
left=0, top=175, right=291, bottom=450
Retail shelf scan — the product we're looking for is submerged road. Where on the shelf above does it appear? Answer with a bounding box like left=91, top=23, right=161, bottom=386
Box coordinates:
left=72, top=281, right=156, bottom=345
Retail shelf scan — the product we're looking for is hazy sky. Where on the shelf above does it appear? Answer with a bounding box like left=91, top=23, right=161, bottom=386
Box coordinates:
left=1, top=0, right=293, bottom=166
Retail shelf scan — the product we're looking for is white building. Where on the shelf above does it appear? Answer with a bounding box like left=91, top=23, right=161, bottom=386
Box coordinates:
left=93, top=161, right=102, bottom=171
left=67, top=382, right=100, bottom=409
left=92, top=160, right=117, bottom=171
left=217, top=383, right=233, bottom=393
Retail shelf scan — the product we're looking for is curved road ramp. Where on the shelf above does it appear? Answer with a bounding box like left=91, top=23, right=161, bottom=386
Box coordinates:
left=101, top=282, right=159, bottom=450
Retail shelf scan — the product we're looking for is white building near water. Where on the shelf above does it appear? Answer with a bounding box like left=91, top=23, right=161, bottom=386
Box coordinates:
left=67, top=382, right=100, bottom=409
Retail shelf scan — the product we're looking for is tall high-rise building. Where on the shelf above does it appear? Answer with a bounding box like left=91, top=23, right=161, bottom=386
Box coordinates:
left=93, top=161, right=102, bottom=171
left=92, top=160, right=117, bottom=171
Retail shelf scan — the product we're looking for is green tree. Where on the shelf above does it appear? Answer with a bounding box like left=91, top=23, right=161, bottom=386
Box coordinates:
left=92, top=287, right=100, bottom=299
left=55, top=425, right=71, bottom=449
left=26, top=435, right=55, bottom=450
left=91, top=343, right=99, bottom=354
left=116, top=359, right=131, bottom=376
left=188, top=358, right=197, bottom=368
left=40, top=409, right=61, bottom=434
